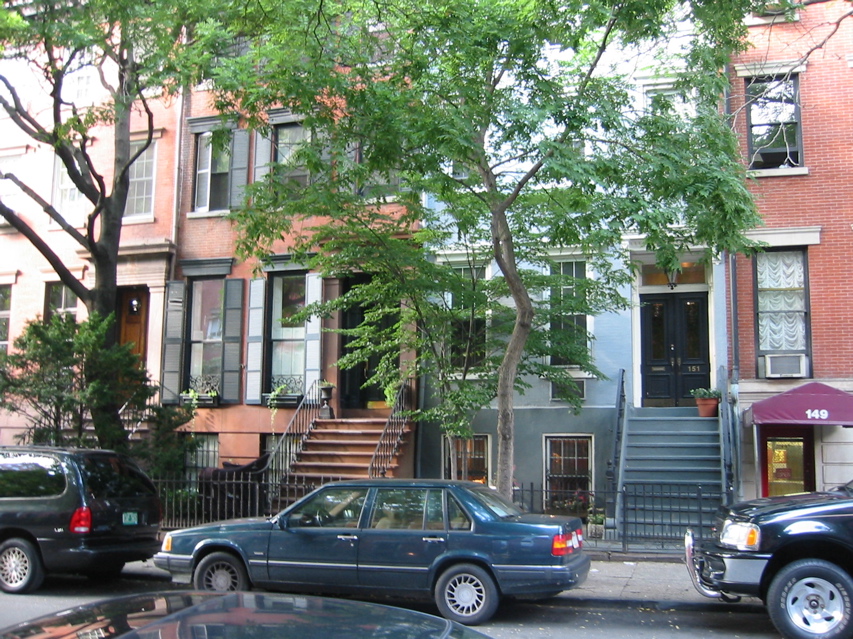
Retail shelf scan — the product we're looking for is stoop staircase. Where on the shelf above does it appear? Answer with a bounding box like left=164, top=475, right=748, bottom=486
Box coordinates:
left=288, top=417, right=410, bottom=481
left=617, top=406, right=725, bottom=541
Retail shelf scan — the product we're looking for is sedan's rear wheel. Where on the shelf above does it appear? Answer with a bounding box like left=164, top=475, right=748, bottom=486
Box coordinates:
left=434, top=563, right=499, bottom=625
left=193, top=552, right=249, bottom=592
left=0, top=538, right=44, bottom=594
left=767, top=559, right=853, bottom=639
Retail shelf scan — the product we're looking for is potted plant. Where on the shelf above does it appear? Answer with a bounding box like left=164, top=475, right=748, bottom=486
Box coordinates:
left=690, top=387, right=722, bottom=417
left=586, top=510, right=605, bottom=538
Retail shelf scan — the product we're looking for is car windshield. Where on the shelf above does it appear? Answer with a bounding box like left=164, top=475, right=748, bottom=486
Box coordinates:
left=468, top=485, right=523, bottom=518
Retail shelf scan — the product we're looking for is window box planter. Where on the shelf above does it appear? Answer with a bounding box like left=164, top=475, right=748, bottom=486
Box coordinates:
left=264, top=393, right=304, bottom=408
left=180, top=393, right=220, bottom=408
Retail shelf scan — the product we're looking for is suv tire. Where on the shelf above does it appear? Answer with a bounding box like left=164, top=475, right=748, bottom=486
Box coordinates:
left=0, top=538, right=45, bottom=594
left=768, top=558, right=853, bottom=639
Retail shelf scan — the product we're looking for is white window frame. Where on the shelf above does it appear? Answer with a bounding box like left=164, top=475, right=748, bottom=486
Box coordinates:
left=124, top=140, right=156, bottom=220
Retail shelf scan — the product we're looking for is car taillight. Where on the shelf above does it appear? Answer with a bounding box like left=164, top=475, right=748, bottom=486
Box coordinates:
left=70, top=506, right=92, bottom=534
left=552, top=529, right=583, bottom=556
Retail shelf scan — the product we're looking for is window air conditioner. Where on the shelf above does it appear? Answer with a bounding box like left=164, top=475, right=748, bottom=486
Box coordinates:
left=764, top=354, right=807, bottom=378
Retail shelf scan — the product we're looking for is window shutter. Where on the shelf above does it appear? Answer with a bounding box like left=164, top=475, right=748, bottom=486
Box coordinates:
left=304, top=273, right=323, bottom=389
left=253, top=131, right=273, bottom=183
left=245, top=278, right=266, bottom=405
left=161, top=281, right=186, bottom=405
left=230, top=129, right=250, bottom=210
left=221, top=278, right=245, bottom=403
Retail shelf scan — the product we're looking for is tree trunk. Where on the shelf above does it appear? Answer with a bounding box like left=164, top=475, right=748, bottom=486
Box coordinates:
left=491, top=206, right=534, bottom=499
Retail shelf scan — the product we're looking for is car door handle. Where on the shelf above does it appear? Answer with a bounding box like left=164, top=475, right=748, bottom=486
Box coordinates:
left=337, top=534, right=358, bottom=542
left=422, top=536, right=446, bottom=543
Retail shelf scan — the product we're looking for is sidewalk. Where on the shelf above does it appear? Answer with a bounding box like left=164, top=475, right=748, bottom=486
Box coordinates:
left=124, top=552, right=763, bottom=610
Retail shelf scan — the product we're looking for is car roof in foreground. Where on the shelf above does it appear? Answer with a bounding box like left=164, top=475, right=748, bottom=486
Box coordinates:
left=0, top=591, right=493, bottom=639
left=322, top=478, right=490, bottom=489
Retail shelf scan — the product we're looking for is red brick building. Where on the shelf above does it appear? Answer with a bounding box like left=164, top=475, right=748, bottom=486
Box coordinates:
left=728, top=0, right=853, bottom=498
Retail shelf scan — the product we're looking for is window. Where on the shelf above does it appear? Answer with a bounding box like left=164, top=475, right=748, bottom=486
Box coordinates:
left=274, top=123, right=310, bottom=188
left=550, top=261, right=588, bottom=366
left=449, top=266, right=486, bottom=369
left=0, top=154, right=26, bottom=221
left=755, top=249, right=809, bottom=358
left=545, top=435, right=592, bottom=512
left=268, top=273, right=306, bottom=395
left=444, top=434, right=489, bottom=483
left=746, top=75, right=801, bottom=170
left=194, top=133, right=231, bottom=212
left=45, top=283, right=77, bottom=321
left=287, top=486, right=368, bottom=528
left=184, top=433, right=219, bottom=484
left=188, top=279, right=226, bottom=395
left=0, top=285, right=9, bottom=354
left=370, top=488, right=428, bottom=530
left=53, top=157, right=88, bottom=224
left=124, top=141, right=156, bottom=218
left=161, top=274, right=243, bottom=405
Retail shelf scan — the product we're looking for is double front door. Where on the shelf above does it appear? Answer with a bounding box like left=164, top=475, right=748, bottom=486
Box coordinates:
left=640, top=292, right=710, bottom=407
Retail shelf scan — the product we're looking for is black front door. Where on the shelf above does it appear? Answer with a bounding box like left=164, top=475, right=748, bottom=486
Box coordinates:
left=340, top=276, right=398, bottom=409
left=640, top=293, right=710, bottom=407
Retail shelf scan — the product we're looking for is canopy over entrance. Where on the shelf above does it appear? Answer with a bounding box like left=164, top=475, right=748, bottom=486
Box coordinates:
left=745, top=382, right=853, bottom=427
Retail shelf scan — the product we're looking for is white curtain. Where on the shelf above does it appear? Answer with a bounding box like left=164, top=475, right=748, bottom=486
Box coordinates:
left=757, top=251, right=806, bottom=351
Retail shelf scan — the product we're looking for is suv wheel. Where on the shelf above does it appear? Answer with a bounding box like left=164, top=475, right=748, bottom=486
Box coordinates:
left=193, top=552, right=249, bottom=591
left=434, top=563, right=499, bottom=625
left=0, top=538, right=45, bottom=594
left=768, top=558, right=853, bottom=639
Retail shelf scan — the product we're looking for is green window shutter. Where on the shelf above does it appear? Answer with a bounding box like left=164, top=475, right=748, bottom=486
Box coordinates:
left=161, top=281, right=186, bottom=405
left=304, top=273, right=322, bottom=389
left=245, top=278, right=266, bottom=405
left=221, top=278, right=244, bottom=403
left=230, top=129, right=250, bottom=210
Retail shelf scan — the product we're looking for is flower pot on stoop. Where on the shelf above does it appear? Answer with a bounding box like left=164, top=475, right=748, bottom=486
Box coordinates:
left=695, top=397, right=719, bottom=418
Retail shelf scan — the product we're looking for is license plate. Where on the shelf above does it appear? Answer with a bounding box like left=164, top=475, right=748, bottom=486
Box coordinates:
left=122, top=511, right=139, bottom=526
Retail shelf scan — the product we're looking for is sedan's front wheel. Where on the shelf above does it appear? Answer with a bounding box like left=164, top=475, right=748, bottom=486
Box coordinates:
left=767, top=559, right=853, bottom=639
left=434, top=563, right=499, bottom=625
left=193, top=552, right=249, bottom=592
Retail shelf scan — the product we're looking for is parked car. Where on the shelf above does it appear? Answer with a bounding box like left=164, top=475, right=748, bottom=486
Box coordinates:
left=0, top=591, right=493, bottom=639
left=685, top=480, right=853, bottom=639
left=155, top=478, right=590, bottom=625
left=0, top=446, right=161, bottom=594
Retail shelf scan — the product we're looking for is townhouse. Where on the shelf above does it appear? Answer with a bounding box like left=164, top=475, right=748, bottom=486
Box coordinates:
left=728, top=0, right=853, bottom=500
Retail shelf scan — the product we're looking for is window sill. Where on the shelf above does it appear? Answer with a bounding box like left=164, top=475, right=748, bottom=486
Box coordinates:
left=187, top=209, right=230, bottom=219
left=747, top=166, right=810, bottom=178
left=180, top=393, right=221, bottom=408
left=122, top=214, right=155, bottom=225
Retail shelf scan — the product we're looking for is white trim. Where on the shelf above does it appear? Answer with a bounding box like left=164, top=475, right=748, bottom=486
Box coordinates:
left=747, top=166, right=810, bottom=178
left=0, top=271, right=18, bottom=285
left=745, top=11, right=800, bottom=26
left=746, top=226, right=821, bottom=246
left=734, top=60, right=807, bottom=77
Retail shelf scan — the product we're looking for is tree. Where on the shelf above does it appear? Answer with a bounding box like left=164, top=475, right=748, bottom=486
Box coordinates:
left=0, top=0, right=229, bottom=447
left=209, top=0, right=762, bottom=496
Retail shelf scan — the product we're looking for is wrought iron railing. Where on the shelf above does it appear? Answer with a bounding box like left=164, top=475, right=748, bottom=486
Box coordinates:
left=368, top=380, right=413, bottom=478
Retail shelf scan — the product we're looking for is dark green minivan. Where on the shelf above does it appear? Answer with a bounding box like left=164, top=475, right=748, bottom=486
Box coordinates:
left=0, top=446, right=161, bottom=593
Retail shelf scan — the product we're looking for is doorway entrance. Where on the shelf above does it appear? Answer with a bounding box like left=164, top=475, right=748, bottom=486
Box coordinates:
left=339, top=276, right=399, bottom=410
left=640, top=292, right=710, bottom=407
left=117, top=287, right=149, bottom=367
left=759, top=426, right=815, bottom=497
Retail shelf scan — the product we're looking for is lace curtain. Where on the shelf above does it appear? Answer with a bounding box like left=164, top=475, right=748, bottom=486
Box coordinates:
left=757, top=251, right=806, bottom=351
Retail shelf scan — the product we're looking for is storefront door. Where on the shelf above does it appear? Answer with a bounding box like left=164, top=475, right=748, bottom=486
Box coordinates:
left=760, top=426, right=816, bottom=497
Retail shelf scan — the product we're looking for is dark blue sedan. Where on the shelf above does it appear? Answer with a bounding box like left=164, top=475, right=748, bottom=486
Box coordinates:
left=154, top=479, right=590, bottom=625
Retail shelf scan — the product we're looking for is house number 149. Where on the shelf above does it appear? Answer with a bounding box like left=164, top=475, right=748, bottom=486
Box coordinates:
left=806, top=409, right=829, bottom=420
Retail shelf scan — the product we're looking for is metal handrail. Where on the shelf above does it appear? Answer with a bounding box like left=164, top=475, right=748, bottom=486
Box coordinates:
left=367, top=380, right=413, bottom=478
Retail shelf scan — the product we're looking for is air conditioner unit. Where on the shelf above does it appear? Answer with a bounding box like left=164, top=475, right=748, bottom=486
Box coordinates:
left=764, top=354, right=808, bottom=378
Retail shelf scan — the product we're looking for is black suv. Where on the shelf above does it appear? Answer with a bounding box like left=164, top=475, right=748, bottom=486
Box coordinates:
left=0, top=446, right=161, bottom=593
left=686, top=481, right=853, bottom=639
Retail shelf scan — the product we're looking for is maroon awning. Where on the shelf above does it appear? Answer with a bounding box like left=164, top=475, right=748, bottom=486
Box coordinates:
left=746, top=382, right=853, bottom=427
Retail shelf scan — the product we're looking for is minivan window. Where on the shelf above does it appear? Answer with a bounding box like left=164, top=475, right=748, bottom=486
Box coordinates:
left=80, top=455, right=156, bottom=499
left=0, top=453, right=66, bottom=498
